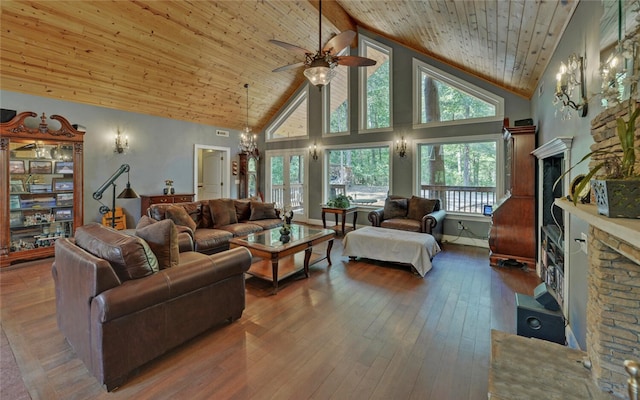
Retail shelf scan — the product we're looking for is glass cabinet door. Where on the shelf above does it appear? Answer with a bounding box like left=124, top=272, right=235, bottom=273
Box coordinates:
left=8, top=140, right=75, bottom=253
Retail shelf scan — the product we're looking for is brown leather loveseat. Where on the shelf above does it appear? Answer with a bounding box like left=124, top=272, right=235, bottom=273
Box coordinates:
left=52, top=222, right=252, bottom=391
left=368, top=196, right=446, bottom=243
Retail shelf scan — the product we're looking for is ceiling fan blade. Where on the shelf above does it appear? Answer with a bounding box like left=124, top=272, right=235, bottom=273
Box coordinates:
left=269, top=39, right=312, bottom=55
left=323, top=30, right=356, bottom=55
left=272, top=62, right=305, bottom=73
left=335, top=55, right=377, bottom=67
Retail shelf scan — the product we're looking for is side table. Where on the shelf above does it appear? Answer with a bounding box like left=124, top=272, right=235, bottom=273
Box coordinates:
left=321, top=205, right=358, bottom=236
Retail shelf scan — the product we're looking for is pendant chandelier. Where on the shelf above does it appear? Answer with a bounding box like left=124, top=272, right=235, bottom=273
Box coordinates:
left=239, top=83, right=257, bottom=155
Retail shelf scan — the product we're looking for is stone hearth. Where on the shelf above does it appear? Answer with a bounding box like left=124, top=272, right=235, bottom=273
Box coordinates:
left=557, top=199, right=640, bottom=398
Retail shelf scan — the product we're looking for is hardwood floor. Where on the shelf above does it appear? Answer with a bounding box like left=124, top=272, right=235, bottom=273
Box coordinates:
left=0, top=239, right=538, bottom=400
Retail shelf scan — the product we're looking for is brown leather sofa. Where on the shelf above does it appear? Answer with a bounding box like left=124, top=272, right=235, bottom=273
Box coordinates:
left=147, top=198, right=283, bottom=254
left=368, top=196, right=446, bottom=243
left=52, top=223, right=252, bottom=391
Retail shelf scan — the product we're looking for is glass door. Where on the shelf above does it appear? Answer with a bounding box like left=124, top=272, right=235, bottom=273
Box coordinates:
left=266, top=150, right=307, bottom=222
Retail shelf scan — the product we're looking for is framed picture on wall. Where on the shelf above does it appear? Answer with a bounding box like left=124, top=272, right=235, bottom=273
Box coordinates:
left=9, top=211, right=23, bottom=227
left=54, top=161, right=73, bottom=174
left=29, top=160, right=52, bottom=174
left=10, top=195, right=21, bottom=210
left=10, top=179, right=25, bottom=193
left=54, top=208, right=73, bottom=221
left=9, top=160, right=26, bottom=174
left=53, top=178, right=73, bottom=192
left=56, top=193, right=73, bottom=206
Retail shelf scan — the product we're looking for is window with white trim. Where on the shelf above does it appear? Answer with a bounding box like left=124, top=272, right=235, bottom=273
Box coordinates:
left=323, top=49, right=349, bottom=135
left=326, top=144, right=390, bottom=207
left=417, top=136, right=500, bottom=214
left=413, top=59, right=504, bottom=128
left=266, top=89, right=308, bottom=141
left=359, top=36, right=392, bottom=132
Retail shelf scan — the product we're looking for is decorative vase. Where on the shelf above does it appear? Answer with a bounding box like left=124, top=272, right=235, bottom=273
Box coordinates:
left=279, top=224, right=291, bottom=243
left=285, top=216, right=292, bottom=225
left=592, top=179, right=640, bottom=218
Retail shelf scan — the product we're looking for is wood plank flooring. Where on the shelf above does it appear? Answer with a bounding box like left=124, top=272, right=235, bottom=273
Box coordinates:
left=0, top=239, right=538, bottom=400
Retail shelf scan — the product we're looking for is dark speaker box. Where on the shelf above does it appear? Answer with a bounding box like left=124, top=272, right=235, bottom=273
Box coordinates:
left=516, top=293, right=565, bottom=345
left=1, top=108, right=17, bottom=123
left=534, top=282, right=560, bottom=311
left=514, top=118, right=533, bottom=126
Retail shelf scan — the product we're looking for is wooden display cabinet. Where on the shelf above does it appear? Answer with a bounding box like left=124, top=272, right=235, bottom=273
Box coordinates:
left=489, top=125, right=536, bottom=268
left=238, top=152, right=258, bottom=199
left=1, top=112, right=84, bottom=268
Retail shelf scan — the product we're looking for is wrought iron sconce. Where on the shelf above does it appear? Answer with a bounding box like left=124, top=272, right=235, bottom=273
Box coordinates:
left=395, top=136, right=407, bottom=157
left=309, top=142, right=319, bottom=161
left=114, top=128, right=129, bottom=154
left=553, top=54, right=588, bottom=120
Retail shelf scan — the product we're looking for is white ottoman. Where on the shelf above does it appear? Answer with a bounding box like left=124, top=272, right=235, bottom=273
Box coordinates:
left=342, top=226, right=441, bottom=277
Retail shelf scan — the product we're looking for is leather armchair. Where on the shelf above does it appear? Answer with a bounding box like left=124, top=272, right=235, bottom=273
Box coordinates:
left=368, top=197, right=445, bottom=243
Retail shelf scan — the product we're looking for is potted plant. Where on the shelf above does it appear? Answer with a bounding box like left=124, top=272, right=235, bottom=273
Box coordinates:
left=325, top=194, right=353, bottom=209
left=564, top=103, right=640, bottom=218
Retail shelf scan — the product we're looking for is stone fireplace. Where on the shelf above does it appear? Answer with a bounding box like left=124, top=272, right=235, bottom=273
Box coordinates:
left=581, top=99, right=640, bottom=397
left=553, top=99, right=640, bottom=398
left=586, top=224, right=640, bottom=396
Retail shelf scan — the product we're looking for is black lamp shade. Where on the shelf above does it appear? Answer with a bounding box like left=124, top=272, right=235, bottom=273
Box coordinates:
left=117, top=183, right=139, bottom=199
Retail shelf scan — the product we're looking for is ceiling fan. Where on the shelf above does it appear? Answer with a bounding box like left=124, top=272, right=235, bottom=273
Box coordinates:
left=269, top=0, right=376, bottom=88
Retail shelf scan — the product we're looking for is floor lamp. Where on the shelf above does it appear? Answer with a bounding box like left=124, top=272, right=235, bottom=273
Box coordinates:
left=92, top=164, right=139, bottom=228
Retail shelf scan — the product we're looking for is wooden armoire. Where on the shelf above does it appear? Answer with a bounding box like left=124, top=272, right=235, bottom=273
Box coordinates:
left=489, top=124, right=536, bottom=268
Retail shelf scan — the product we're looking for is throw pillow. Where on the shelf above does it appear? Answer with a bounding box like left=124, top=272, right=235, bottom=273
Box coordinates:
left=249, top=201, right=278, bottom=220
left=383, top=197, right=408, bottom=219
left=136, top=218, right=179, bottom=270
left=165, top=205, right=197, bottom=232
left=209, top=198, right=238, bottom=228
left=407, top=196, right=438, bottom=221
left=136, top=214, right=157, bottom=229
left=181, top=203, right=202, bottom=228
left=75, top=223, right=158, bottom=281
left=200, top=202, right=213, bottom=228
left=234, top=199, right=252, bottom=221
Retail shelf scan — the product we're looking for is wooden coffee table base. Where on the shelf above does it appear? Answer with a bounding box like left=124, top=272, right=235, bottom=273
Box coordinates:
left=246, top=245, right=333, bottom=293
left=231, top=230, right=334, bottom=294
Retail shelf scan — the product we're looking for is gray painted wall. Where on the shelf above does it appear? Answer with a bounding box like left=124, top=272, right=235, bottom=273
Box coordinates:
left=1, top=90, right=245, bottom=228
left=531, top=0, right=604, bottom=349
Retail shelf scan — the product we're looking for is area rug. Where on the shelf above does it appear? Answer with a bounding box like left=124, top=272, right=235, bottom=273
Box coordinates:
left=0, top=325, right=31, bottom=400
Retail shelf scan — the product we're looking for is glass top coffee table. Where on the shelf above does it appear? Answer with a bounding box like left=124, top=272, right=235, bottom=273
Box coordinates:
left=229, top=224, right=335, bottom=294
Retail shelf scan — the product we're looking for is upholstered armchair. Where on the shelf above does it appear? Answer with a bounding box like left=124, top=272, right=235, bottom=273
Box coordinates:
left=368, top=196, right=445, bottom=243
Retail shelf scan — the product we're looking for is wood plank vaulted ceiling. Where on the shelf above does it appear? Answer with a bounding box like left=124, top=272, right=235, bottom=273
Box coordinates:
left=0, top=0, right=578, bottom=133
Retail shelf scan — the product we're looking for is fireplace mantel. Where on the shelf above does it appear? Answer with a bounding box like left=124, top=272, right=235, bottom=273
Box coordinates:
left=555, top=198, right=640, bottom=249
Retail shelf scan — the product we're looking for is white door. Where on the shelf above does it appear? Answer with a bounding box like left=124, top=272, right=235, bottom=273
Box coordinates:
left=266, top=149, right=307, bottom=222
left=201, top=150, right=223, bottom=200
left=193, top=144, right=230, bottom=201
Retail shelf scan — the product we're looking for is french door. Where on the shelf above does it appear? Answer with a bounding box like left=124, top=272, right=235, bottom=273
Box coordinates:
left=265, top=149, right=307, bottom=222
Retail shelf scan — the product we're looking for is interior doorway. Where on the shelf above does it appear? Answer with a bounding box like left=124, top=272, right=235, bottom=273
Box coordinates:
left=193, top=144, right=230, bottom=201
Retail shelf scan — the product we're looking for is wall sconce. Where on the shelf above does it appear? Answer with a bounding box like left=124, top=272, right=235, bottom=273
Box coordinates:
left=114, top=128, right=129, bottom=154
left=309, top=142, right=319, bottom=161
left=553, top=54, right=588, bottom=120
left=395, top=136, right=407, bottom=157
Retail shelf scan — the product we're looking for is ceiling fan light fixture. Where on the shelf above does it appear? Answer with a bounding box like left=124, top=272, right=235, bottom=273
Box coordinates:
left=304, top=60, right=337, bottom=87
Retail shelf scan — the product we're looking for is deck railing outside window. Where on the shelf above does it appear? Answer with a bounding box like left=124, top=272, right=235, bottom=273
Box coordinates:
left=271, top=184, right=304, bottom=211
left=420, top=185, right=496, bottom=214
